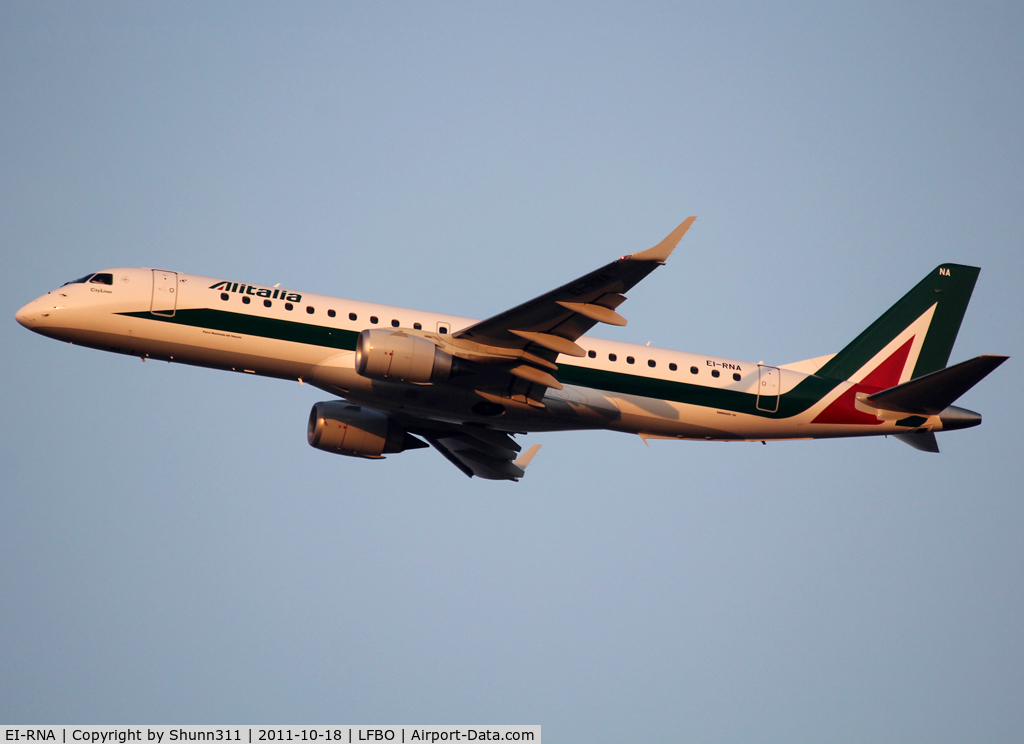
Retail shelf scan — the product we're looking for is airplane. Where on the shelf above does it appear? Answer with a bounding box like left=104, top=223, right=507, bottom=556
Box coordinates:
left=15, top=217, right=1007, bottom=481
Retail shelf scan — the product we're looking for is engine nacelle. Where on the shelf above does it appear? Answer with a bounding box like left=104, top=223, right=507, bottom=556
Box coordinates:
left=355, top=329, right=453, bottom=382
left=307, top=401, right=426, bottom=458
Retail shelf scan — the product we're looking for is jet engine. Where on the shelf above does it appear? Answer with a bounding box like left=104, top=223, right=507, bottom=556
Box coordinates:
left=307, top=401, right=428, bottom=458
left=355, top=329, right=453, bottom=382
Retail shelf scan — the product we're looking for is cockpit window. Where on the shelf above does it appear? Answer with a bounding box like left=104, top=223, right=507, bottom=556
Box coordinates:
left=89, top=273, right=113, bottom=285
left=63, top=273, right=95, bottom=286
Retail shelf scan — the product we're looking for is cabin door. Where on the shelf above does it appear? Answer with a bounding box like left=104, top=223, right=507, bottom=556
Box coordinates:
left=151, top=270, right=178, bottom=316
left=756, top=365, right=780, bottom=413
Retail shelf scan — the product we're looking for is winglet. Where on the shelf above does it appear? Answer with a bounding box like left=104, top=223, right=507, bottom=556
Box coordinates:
left=513, top=443, right=542, bottom=470
left=626, top=216, right=696, bottom=263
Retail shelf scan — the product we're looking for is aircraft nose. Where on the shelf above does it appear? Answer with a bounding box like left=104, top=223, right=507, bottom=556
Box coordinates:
left=15, top=301, right=37, bottom=329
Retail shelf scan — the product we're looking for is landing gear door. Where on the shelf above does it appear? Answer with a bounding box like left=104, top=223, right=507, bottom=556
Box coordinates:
left=151, top=270, right=178, bottom=316
left=756, top=365, right=780, bottom=413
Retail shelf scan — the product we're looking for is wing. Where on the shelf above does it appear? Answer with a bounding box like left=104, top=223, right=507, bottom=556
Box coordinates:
left=455, top=217, right=695, bottom=353
left=398, top=416, right=543, bottom=481
left=425, top=434, right=542, bottom=481
left=333, top=221, right=694, bottom=478
left=448, top=217, right=696, bottom=403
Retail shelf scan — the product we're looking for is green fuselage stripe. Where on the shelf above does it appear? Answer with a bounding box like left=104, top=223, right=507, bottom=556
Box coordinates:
left=556, top=365, right=836, bottom=419
left=121, top=308, right=361, bottom=351
left=120, top=308, right=838, bottom=418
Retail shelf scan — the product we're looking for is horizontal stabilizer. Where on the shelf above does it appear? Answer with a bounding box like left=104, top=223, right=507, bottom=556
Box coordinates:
left=866, top=355, right=1008, bottom=415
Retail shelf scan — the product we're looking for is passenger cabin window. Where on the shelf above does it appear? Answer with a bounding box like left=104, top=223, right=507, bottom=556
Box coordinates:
left=413, top=322, right=422, bottom=330
left=328, top=309, right=336, bottom=318
left=439, top=326, right=448, bottom=334
left=588, top=350, right=596, bottom=359
left=349, top=313, right=357, bottom=321
left=711, top=369, right=720, bottom=378
left=220, top=293, right=229, bottom=301
left=690, top=366, right=698, bottom=374
left=285, top=303, right=293, bottom=311
left=370, top=316, right=378, bottom=324
left=626, top=356, right=635, bottom=364
left=264, top=299, right=272, bottom=307
left=306, top=306, right=315, bottom=314
left=391, top=319, right=400, bottom=327
left=648, top=359, right=656, bottom=368
left=609, top=353, right=617, bottom=362
left=669, top=362, right=677, bottom=371
left=242, top=296, right=251, bottom=304
left=89, top=273, right=114, bottom=285
left=733, top=373, right=741, bottom=381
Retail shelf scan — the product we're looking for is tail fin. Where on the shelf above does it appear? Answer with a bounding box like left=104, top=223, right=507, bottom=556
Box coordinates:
left=816, top=264, right=980, bottom=385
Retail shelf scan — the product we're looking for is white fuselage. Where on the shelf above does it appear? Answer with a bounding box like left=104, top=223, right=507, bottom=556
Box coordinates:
left=15, top=267, right=951, bottom=443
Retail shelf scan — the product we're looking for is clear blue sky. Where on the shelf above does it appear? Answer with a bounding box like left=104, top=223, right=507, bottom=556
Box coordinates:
left=2, top=3, right=1022, bottom=741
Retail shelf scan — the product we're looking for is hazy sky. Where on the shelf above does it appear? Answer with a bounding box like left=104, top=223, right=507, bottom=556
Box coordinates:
left=2, top=3, right=1022, bottom=741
